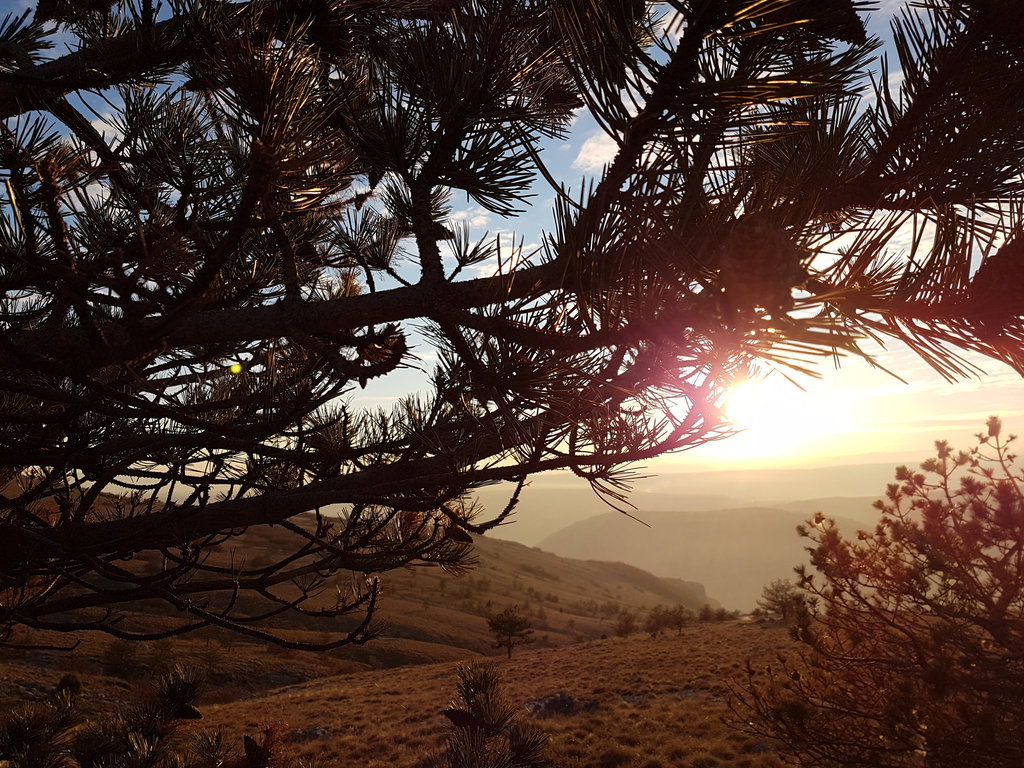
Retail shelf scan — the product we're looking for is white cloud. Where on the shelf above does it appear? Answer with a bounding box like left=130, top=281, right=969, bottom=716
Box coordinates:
left=80, top=180, right=111, bottom=207
left=572, top=131, right=618, bottom=173
left=89, top=113, right=123, bottom=145
left=654, top=7, right=686, bottom=42
left=566, top=105, right=587, bottom=129
left=469, top=233, right=541, bottom=278
left=861, top=67, right=905, bottom=109
left=877, top=0, right=924, bottom=17
left=450, top=206, right=491, bottom=229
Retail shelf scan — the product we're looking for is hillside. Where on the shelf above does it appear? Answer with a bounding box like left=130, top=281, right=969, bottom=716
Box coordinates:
left=293, top=530, right=716, bottom=663
left=0, top=525, right=717, bottom=718
left=2, top=618, right=796, bottom=768
left=475, top=481, right=745, bottom=545
left=776, top=495, right=883, bottom=524
left=639, top=463, right=899, bottom=503
left=188, top=622, right=797, bottom=768
left=539, top=501, right=880, bottom=611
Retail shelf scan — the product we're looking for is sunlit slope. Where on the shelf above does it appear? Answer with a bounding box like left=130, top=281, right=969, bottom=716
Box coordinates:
left=363, top=534, right=714, bottom=655
left=0, top=528, right=718, bottom=718
left=192, top=622, right=796, bottom=768
left=197, top=524, right=715, bottom=664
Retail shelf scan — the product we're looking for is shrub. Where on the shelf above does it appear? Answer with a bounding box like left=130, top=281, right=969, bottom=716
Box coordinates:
left=755, top=579, right=813, bottom=625
left=4, top=663, right=521, bottom=767
left=733, top=419, right=1024, bottom=768
left=488, top=606, right=534, bottom=659
left=101, top=639, right=140, bottom=679
left=614, top=610, right=637, bottom=637
left=55, top=674, right=82, bottom=699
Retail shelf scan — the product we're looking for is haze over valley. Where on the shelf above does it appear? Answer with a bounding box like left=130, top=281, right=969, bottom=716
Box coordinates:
left=476, top=462, right=898, bottom=610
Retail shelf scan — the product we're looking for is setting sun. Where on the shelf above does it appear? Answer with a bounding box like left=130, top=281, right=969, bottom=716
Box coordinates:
left=719, top=371, right=859, bottom=463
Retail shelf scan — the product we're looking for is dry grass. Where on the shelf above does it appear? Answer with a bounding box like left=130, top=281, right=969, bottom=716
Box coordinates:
left=0, top=622, right=364, bottom=717
left=5, top=525, right=719, bottom=667
left=190, top=621, right=795, bottom=768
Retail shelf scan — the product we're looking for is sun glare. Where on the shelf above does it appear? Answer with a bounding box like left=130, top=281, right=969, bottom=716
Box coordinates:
left=719, top=372, right=857, bottom=463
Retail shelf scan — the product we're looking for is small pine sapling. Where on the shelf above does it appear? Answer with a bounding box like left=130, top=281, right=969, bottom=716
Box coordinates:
left=431, top=663, right=550, bottom=768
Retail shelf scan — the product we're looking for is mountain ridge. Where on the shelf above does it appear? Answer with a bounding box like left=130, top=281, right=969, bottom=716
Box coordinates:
left=537, top=500, right=881, bottom=611
left=480, top=461, right=902, bottom=545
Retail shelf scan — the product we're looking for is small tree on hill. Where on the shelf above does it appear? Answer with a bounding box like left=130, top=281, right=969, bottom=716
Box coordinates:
left=645, top=604, right=689, bottom=636
left=756, top=578, right=814, bottom=625
left=665, top=605, right=691, bottom=636
left=645, top=605, right=668, bottom=637
left=488, top=606, right=534, bottom=659
left=733, top=418, right=1024, bottom=768
left=614, top=609, right=637, bottom=638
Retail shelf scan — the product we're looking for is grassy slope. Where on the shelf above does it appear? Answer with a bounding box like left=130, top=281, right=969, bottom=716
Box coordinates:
left=191, top=621, right=795, bottom=768
left=179, top=523, right=717, bottom=664
left=0, top=525, right=717, bottom=709
left=0, top=517, right=794, bottom=768
left=372, top=534, right=716, bottom=657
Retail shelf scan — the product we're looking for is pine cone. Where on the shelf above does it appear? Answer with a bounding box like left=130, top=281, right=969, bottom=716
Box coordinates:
left=968, top=235, right=1024, bottom=330
left=718, top=216, right=807, bottom=317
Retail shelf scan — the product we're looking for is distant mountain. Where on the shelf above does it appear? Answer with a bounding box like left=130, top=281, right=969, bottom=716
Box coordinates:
left=776, top=496, right=883, bottom=526
left=538, top=501, right=880, bottom=612
left=639, top=463, right=901, bottom=504
left=476, top=484, right=744, bottom=546
left=481, top=462, right=901, bottom=546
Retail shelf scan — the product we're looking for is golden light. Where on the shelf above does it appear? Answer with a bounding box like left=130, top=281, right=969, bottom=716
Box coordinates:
left=718, top=370, right=858, bottom=463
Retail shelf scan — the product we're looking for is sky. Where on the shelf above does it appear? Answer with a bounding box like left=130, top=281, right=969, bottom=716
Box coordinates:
left=501, top=1, right=1023, bottom=471
left=358, top=0, right=1024, bottom=472
left=4, top=0, right=1022, bottom=474
left=612, top=4, right=1019, bottom=470
left=657, top=3, right=1024, bottom=470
